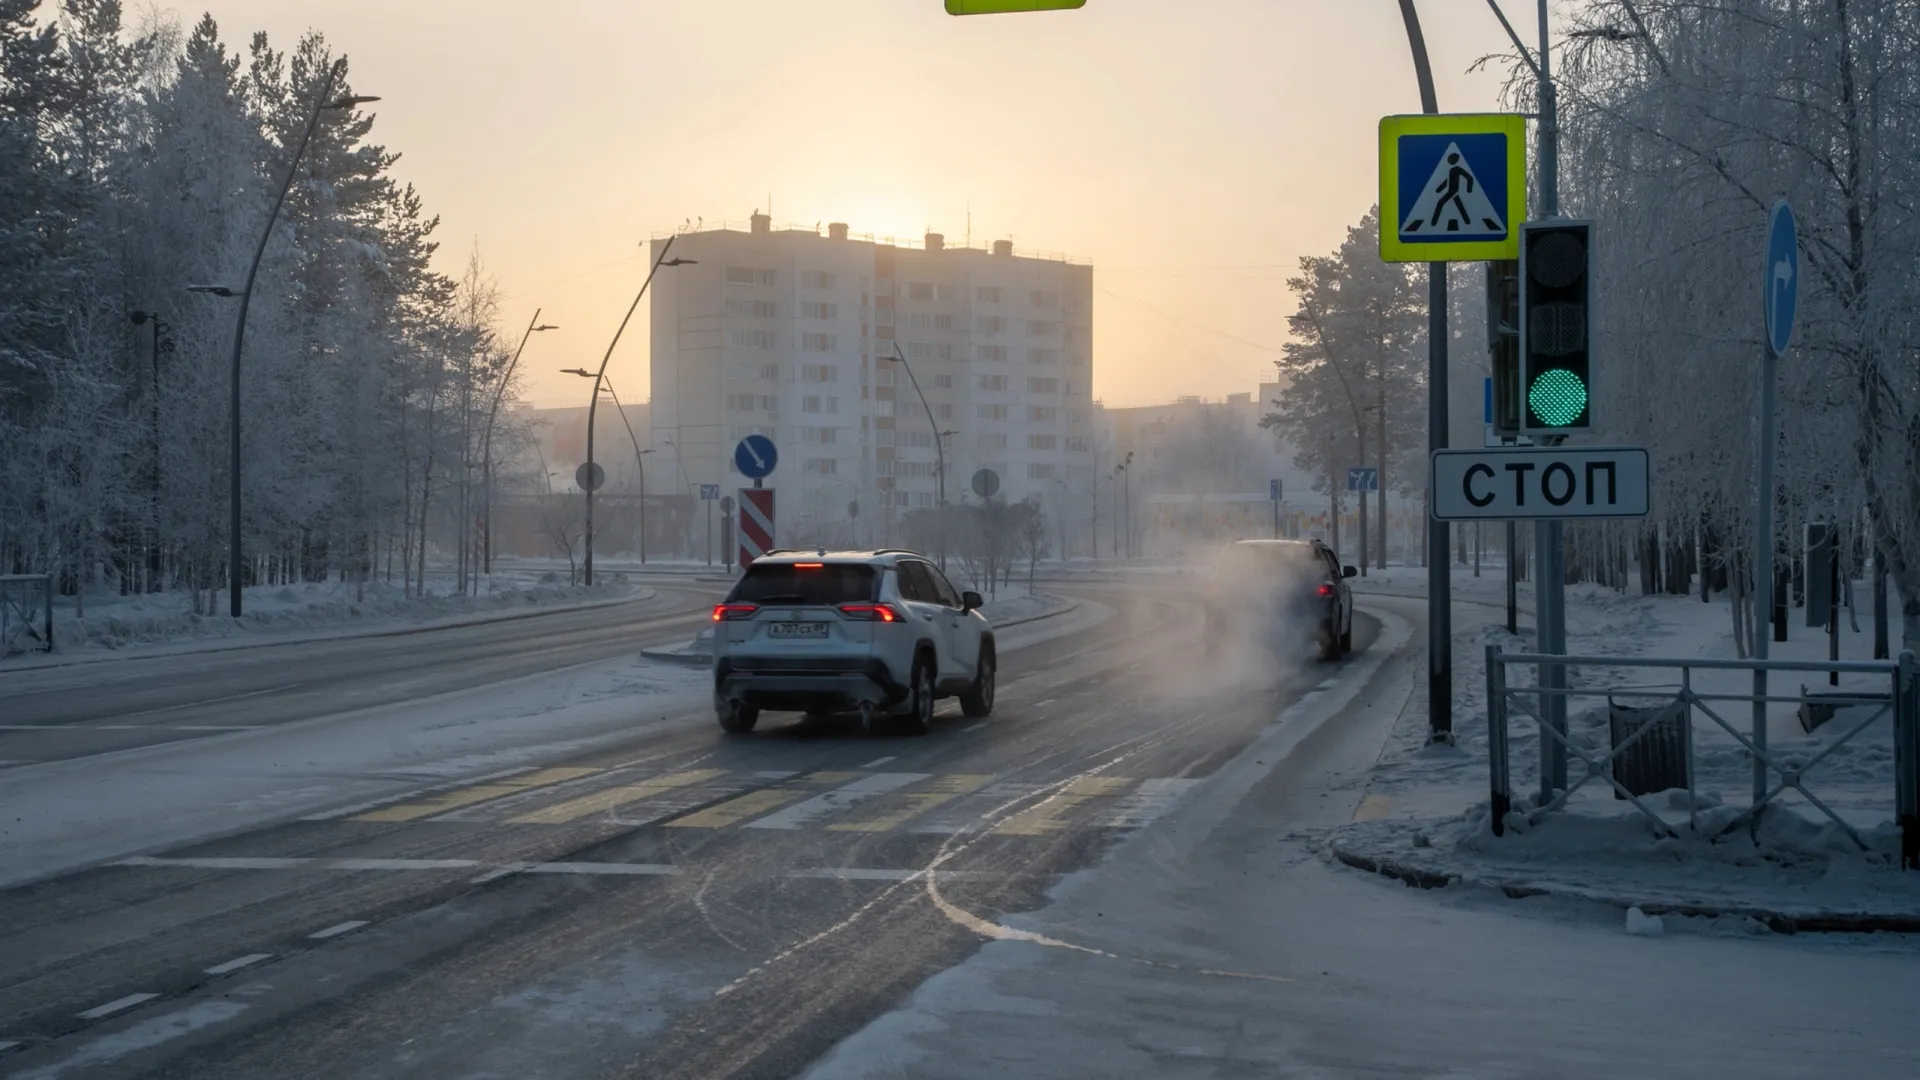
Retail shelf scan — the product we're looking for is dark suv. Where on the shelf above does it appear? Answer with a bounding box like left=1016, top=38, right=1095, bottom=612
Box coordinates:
left=1200, top=539, right=1358, bottom=661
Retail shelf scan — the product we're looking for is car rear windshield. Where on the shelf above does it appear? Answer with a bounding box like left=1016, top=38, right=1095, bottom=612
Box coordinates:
left=1216, top=544, right=1324, bottom=580
left=729, top=563, right=878, bottom=605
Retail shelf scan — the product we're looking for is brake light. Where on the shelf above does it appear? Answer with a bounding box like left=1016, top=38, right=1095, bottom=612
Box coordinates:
left=794, top=563, right=824, bottom=569
left=712, top=603, right=759, bottom=622
left=1316, top=584, right=1335, bottom=598
left=837, top=603, right=901, bottom=623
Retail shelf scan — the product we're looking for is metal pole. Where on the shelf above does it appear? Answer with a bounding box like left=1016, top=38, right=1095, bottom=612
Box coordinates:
left=481, top=309, right=550, bottom=578
left=584, top=236, right=677, bottom=587
left=1506, top=520, right=1519, bottom=634
left=1359, top=425, right=1370, bottom=574
left=1830, top=522, right=1841, bottom=685
left=1396, top=0, right=1453, bottom=742
left=1531, top=0, right=1567, bottom=782
left=891, top=342, right=945, bottom=568
left=149, top=317, right=163, bottom=592
left=1753, top=344, right=1778, bottom=810
left=228, top=58, right=344, bottom=618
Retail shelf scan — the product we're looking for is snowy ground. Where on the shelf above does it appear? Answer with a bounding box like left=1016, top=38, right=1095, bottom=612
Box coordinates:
left=1341, top=564, right=1920, bottom=925
left=4, top=571, right=643, bottom=662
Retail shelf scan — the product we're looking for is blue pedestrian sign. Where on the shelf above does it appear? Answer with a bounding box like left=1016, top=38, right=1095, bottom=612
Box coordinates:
left=699, top=483, right=720, bottom=501
left=1269, top=478, right=1283, bottom=501
left=1764, top=199, right=1799, bottom=359
left=1347, top=467, right=1379, bottom=493
left=734, top=434, right=777, bottom=480
left=1379, top=113, right=1527, bottom=263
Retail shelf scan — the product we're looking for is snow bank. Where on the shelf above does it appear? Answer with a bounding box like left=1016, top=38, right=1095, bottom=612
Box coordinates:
left=979, top=591, right=1072, bottom=626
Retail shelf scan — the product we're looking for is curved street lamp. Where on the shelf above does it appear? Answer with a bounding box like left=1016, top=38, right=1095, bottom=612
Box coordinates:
left=565, top=370, right=655, bottom=564
left=196, top=57, right=379, bottom=617
left=479, top=311, right=557, bottom=577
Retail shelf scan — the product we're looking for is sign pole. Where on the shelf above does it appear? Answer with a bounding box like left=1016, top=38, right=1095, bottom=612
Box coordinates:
left=1754, top=198, right=1798, bottom=814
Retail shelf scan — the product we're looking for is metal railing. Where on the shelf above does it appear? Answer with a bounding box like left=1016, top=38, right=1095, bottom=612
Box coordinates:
left=0, top=574, right=54, bottom=655
left=1486, top=645, right=1920, bottom=867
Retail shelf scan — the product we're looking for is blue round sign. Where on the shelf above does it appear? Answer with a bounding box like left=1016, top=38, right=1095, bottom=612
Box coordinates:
left=734, top=434, right=778, bottom=480
left=1764, top=199, right=1798, bottom=359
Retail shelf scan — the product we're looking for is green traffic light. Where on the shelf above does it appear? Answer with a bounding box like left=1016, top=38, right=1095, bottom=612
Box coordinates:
left=946, top=0, right=1085, bottom=12
left=1528, top=368, right=1588, bottom=427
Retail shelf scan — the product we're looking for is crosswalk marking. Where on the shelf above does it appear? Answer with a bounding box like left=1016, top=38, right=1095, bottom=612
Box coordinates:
left=1352, top=794, right=1392, bottom=822
left=909, top=781, right=1049, bottom=834
left=1092, top=777, right=1202, bottom=828
left=508, top=769, right=725, bottom=825
left=744, top=773, right=931, bottom=830
left=662, top=771, right=858, bottom=829
left=352, top=767, right=601, bottom=822
left=829, top=774, right=995, bottom=833
left=992, top=775, right=1136, bottom=836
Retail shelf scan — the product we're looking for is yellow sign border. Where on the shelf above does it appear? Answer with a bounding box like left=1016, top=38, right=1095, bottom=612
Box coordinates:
left=1378, top=113, right=1527, bottom=263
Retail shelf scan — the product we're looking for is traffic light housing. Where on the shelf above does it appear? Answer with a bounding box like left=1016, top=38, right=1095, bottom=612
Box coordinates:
left=1486, top=259, right=1520, bottom=437
left=945, top=0, right=1084, bottom=11
left=1518, top=220, right=1593, bottom=435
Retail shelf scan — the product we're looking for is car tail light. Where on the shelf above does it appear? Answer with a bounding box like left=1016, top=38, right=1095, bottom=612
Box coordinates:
left=712, top=603, right=759, bottom=622
left=837, top=603, right=901, bottom=623
left=1316, top=584, right=1335, bottom=598
left=794, top=562, right=824, bottom=569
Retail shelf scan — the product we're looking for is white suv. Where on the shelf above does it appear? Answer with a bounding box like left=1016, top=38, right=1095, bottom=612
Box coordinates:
left=710, top=549, right=996, bottom=735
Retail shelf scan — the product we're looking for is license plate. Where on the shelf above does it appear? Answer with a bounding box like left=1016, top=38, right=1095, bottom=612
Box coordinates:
left=768, top=622, right=828, bottom=639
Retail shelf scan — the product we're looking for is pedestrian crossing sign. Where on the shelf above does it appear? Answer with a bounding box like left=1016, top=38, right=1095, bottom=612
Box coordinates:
left=1379, top=113, right=1527, bottom=262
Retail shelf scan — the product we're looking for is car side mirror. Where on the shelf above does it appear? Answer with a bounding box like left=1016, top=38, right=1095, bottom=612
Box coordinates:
left=1342, top=565, right=1358, bottom=579
left=962, top=590, right=983, bottom=611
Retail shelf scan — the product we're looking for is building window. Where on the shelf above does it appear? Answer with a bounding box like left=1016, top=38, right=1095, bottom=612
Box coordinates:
left=977, top=315, right=1007, bottom=334
left=1027, top=377, right=1059, bottom=394
left=936, top=284, right=958, bottom=303
left=802, top=270, right=836, bottom=289
left=876, top=428, right=896, bottom=446
left=978, top=403, right=1010, bottom=421
left=1030, top=290, right=1058, bottom=308
left=801, top=426, right=838, bottom=445
left=726, top=298, right=777, bottom=318
left=726, top=266, right=776, bottom=286
left=1027, top=348, right=1058, bottom=365
left=804, top=458, right=839, bottom=476
left=725, top=393, right=756, bottom=412
left=1029, top=405, right=1058, bottom=423
left=1028, top=434, right=1058, bottom=451
left=875, top=369, right=895, bottom=387
left=897, top=461, right=939, bottom=478
left=976, top=286, right=1002, bottom=304
left=802, top=395, right=823, bottom=414
left=977, top=374, right=1008, bottom=392
left=908, top=312, right=934, bottom=331
left=728, top=329, right=776, bottom=350
left=1028, top=320, right=1057, bottom=337
left=726, top=394, right=779, bottom=413
left=1066, top=436, right=1089, bottom=452
left=908, top=281, right=934, bottom=300
left=1027, top=462, right=1056, bottom=480
left=907, top=341, right=936, bottom=361
left=1067, top=350, right=1089, bottom=367
left=979, top=432, right=1008, bottom=450
left=936, top=403, right=955, bottom=420
left=802, top=301, right=838, bottom=319
left=933, top=313, right=953, bottom=331
left=1065, top=324, right=1087, bottom=344
left=900, top=430, right=934, bottom=449
left=802, top=363, right=839, bottom=383
left=802, top=333, right=838, bottom=353
left=758, top=363, right=780, bottom=382
left=976, top=345, right=1008, bottom=363
left=933, top=374, right=953, bottom=389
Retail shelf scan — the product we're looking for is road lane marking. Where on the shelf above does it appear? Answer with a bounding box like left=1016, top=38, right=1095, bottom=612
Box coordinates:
left=829, top=774, right=995, bottom=833
left=117, top=856, right=305, bottom=871
left=309, top=921, right=369, bottom=940
left=991, top=775, right=1136, bottom=836
left=0, top=724, right=262, bottom=731
left=204, top=954, right=271, bottom=976
left=301, top=766, right=537, bottom=820
left=661, top=771, right=858, bottom=828
left=104, top=683, right=305, bottom=721
left=1352, top=793, right=1392, bottom=822
left=77, top=994, right=157, bottom=1020
left=508, top=769, right=725, bottom=825
left=1091, top=777, right=1203, bottom=829
left=519, top=862, right=679, bottom=876
left=117, top=856, right=480, bottom=872
left=909, top=781, right=1049, bottom=834
left=352, top=767, right=601, bottom=822
left=744, top=773, right=931, bottom=830
left=785, top=868, right=996, bottom=881
left=960, top=724, right=984, bottom=732
left=859, top=756, right=897, bottom=769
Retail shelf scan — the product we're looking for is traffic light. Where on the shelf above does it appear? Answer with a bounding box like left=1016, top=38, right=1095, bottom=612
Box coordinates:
left=1486, top=259, right=1520, bottom=437
left=946, top=0, right=1084, bottom=12
left=1518, top=220, right=1593, bottom=435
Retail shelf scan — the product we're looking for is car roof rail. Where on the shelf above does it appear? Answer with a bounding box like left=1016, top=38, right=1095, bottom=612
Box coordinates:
left=871, top=548, right=928, bottom=559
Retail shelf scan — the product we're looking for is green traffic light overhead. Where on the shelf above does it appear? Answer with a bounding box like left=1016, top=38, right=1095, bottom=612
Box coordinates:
left=1527, top=368, right=1589, bottom=428
left=945, top=0, right=1085, bottom=12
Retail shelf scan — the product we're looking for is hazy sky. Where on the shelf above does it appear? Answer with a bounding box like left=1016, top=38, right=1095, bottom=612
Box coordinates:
left=193, top=0, right=1520, bottom=410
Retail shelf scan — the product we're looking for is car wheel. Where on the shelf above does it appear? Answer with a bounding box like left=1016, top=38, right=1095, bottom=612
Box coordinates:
left=1316, top=624, right=1339, bottom=663
left=1339, top=626, right=1353, bottom=655
left=901, top=656, right=936, bottom=735
left=717, top=703, right=759, bottom=734
left=960, top=644, right=995, bottom=718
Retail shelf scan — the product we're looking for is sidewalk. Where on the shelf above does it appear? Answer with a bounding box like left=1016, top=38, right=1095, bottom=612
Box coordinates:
left=800, top=594, right=1920, bottom=1079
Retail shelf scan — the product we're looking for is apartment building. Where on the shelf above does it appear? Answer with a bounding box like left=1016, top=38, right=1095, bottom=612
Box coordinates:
left=649, top=213, right=1096, bottom=548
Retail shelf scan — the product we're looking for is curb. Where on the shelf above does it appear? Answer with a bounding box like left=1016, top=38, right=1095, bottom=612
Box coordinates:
left=1326, top=837, right=1920, bottom=935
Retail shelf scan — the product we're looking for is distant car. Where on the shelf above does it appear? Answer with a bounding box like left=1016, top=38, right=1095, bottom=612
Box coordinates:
left=710, top=549, right=996, bottom=735
left=1200, top=539, right=1357, bottom=662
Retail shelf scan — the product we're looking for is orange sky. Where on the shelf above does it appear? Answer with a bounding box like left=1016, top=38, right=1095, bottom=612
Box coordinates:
left=192, top=0, right=1519, bottom=409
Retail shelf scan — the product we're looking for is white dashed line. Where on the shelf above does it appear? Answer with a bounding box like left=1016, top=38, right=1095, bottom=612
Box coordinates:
left=961, top=723, right=985, bottom=732
left=203, top=954, right=272, bottom=976
left=77, top=993, right=158, bottom=1020
left=308, top=920, right=368, bottom=940
left=0, top=1040, right=21, bottom=1053
left=785, top=868, right=995, bottom=881
left=859, top=756, right=897, bottom=769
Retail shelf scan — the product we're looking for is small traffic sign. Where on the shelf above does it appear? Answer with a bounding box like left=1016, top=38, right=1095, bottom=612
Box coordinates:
left=719, top=495, right=734, bottom=514
left=1269, top=478, right=1283, bottom=502
left=1430, top=446, right=1650, bottom=521
left=738, top=488, right=775, bottom=567
left=574, top=461, right=605, bottom=493
left=1379, top=113, right=1527, bottom=263
left=734, top=434, right=778, bottom=480
left=971, top=468, right=1000, bottom=499
left=699, top=483, right=720, bottom=501
left=1346, top=467, right=1379, bottom=493
left=1764, top=199, right=1799, bottom=359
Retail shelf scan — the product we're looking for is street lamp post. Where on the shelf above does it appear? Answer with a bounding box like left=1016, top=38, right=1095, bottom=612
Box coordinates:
left=1114, top=451, right=1134, bottom=559
left=565, top=371, right=653, bottom=565
left=197, top=58, right=377, bottom=618
left=480, top=310, right=557, bottom=579
left=889, top=342, right=947, bottom=568
left=579, top=239, right=693, bottom=586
